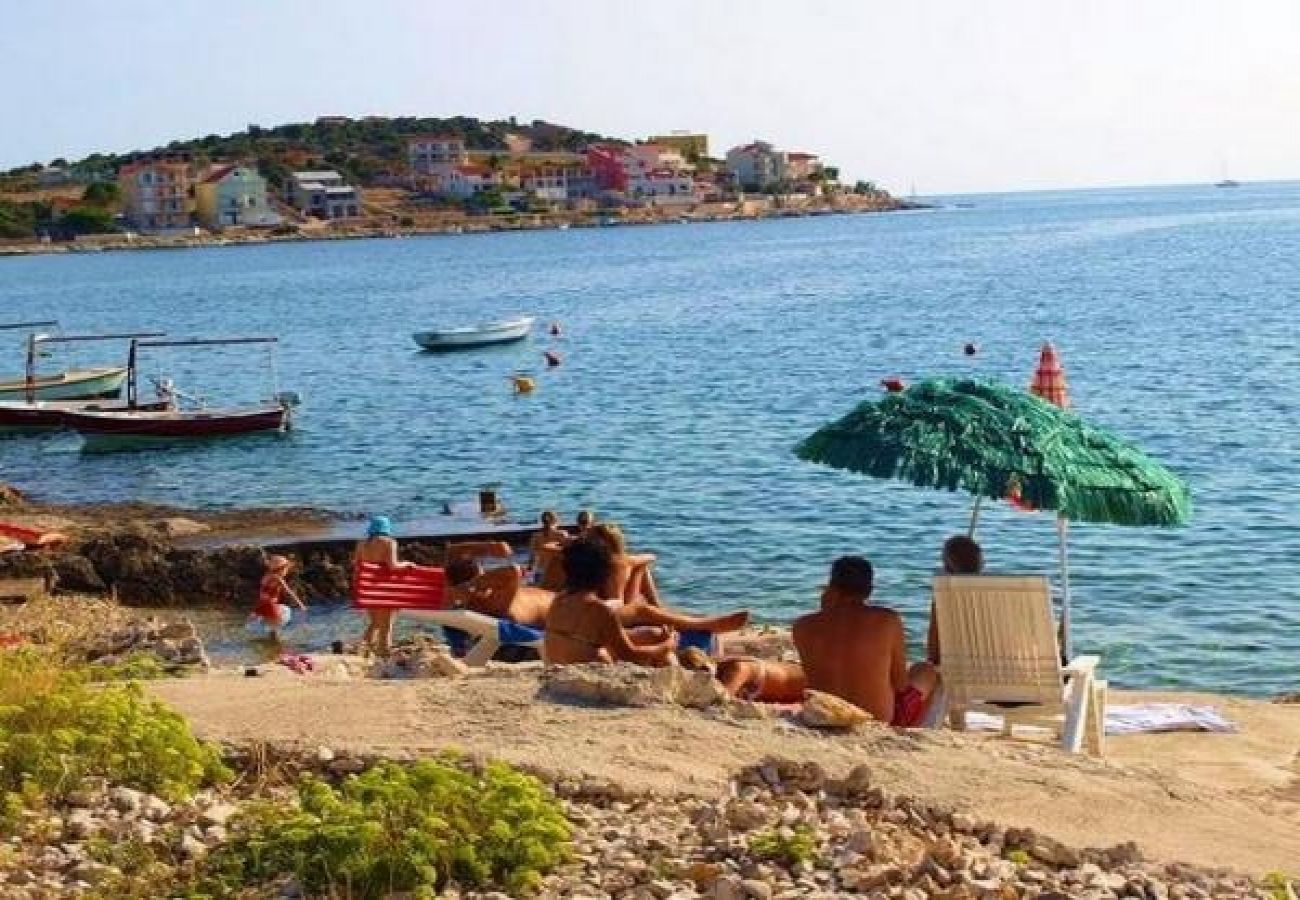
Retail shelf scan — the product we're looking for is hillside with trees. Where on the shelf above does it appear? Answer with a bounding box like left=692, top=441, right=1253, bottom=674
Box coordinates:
left=4, top=116, right=621, bottom=189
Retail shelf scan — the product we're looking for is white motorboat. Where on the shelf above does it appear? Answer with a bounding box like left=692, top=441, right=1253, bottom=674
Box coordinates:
left=412, top=316, right=535, bottom=351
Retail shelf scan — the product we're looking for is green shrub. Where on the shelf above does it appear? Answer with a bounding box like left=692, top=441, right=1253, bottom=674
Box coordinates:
left=748, top=824, right=819, bottom=867
left=1005, top=848, right=1032, bottom=866
left=0, top=647, right=230, bottom=819
left=200, top=758, right=571, bottom=897
left=85, top=651, right=170, bottom=682
left=1262, top=872, right=1295, bottom=900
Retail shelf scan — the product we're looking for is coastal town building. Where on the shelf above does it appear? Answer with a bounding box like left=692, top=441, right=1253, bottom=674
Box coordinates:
left=724, top=141, right=786, bottom=191
left=519, top=163, right=597, bottom=201
left=784, top=151, right=823, bottom=182
left=407, top=135, right=468, bottom=178
left=586, top=144, right=695, bottom=198
left=118, top=158, right=192, bottom=232
left=647, top=132, right=709, bottom=161
left=286, top=170, right=362, bottom=219
left=442, top=163, right=504, bottom=199
left=195, top=165, right=281, bottom=229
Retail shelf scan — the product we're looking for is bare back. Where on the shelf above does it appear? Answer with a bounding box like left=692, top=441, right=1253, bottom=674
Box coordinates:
left=544, top=591, right=621, bottom=664
left=355, top=535, right=401, bottom=567
left=793, top=604, right=906, bottom=723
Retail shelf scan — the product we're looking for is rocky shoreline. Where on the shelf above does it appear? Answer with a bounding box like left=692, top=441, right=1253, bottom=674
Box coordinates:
left=3, top=743, right=1277, bottom=899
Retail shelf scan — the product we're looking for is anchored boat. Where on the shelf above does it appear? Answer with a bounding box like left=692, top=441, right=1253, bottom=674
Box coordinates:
left=62, top=336, right=298, bottom=450
left=0, top=331, right=169, bottom=434
left=0, top=321, right=134, bottom=402
left=412, top=316, right=534, bottom=351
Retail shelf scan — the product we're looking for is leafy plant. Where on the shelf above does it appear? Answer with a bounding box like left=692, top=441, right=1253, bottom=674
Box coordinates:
left=748, top=824, right=819, bottom=867
left=200, top=758, right=571, bottom=897
left=1262, top=872, right=1296, bottom=900
left=0, top=647, right=230, bottom=821
left=1005, top=848, right=1032, bottom=866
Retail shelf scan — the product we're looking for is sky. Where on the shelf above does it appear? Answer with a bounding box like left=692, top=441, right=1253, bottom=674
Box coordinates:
left=3, top=0, right=1298, bottom=194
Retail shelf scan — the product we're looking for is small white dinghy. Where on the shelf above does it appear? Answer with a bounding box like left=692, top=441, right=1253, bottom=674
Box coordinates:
left=412, top=316, right=535, bottom=352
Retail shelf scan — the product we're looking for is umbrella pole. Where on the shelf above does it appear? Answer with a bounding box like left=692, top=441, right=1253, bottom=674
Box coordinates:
left=1057, top=516, right=1073, bottom=659
left=967, top=497, right=982, bottom=538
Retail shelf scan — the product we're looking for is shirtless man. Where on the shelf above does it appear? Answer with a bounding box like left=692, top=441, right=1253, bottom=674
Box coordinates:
left=793, top=556, right=938, bottom=727
left=543, top=538, right=677, bottom=666
left=448, top=554, right=747, bottom=637
left=354, top=515, right=412, bottom=654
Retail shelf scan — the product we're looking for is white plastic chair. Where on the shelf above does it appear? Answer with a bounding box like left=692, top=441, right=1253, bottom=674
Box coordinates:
left=930, top=574, right=1106, bottom=756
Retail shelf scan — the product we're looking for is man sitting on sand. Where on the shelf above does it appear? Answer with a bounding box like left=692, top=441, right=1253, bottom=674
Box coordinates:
left=793, top=555, right=939, bottom=727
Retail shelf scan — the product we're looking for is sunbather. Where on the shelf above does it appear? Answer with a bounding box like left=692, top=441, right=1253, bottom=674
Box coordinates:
left=926, top=535, right=983, bottom=665
left=543, top=538, right=677, bottom=666
left=447, top=554, right=747, bottom=637
left=529, top=510, right=569, bottom=565
left=354, top=515, right=413, bottom=654
left=793, top=556, right=938, bottom=727
left=716, top=657, right=807, bottom=703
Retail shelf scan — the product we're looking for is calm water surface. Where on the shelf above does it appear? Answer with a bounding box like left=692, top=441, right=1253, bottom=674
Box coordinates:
left=2, top=183, right=1298, bottom=693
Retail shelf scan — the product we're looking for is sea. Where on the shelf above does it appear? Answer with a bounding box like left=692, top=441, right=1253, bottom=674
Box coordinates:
left=1, top=182, right=1297, bottom=694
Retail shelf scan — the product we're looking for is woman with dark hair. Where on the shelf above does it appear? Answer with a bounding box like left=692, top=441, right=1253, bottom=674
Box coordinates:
left=543, top=538, right=677, bottom=665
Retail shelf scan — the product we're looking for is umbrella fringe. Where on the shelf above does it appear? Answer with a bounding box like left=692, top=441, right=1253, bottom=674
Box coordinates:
left=794, top=378, right=1191, bottom=527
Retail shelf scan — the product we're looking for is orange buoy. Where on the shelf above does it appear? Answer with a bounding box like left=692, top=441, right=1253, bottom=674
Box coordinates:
left=510, top=375, right=536, bottom=394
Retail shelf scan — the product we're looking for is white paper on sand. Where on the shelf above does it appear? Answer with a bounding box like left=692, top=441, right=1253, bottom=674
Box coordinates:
left=963, top=703, right=1238, bottom=736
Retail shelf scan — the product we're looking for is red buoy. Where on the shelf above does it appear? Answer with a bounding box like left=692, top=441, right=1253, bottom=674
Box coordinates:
left=881, top=377, right=906, bottom=393
left=544, top=350, right=562, bottom=368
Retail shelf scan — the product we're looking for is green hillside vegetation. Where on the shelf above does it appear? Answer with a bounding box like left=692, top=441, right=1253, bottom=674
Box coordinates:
left=6, top=116, right=621, bottom=189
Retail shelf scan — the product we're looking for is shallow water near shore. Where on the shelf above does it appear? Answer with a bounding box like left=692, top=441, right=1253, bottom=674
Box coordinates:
left=3, top=183, right=1298, bottom=694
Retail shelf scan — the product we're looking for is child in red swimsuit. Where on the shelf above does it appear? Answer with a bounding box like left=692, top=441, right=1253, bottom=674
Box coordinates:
left=252, top=555, right=306, bottom=639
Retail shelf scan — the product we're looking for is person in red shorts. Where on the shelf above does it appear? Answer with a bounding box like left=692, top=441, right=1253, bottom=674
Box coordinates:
left=793, top=556, right=939, bottom=727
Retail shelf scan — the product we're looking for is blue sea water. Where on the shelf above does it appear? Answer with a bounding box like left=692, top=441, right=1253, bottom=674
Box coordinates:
left=1, top=183, right=1298, bottom=694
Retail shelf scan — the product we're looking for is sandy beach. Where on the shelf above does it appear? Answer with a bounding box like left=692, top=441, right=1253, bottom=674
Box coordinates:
left=151, top=664, right=1300, bottom=874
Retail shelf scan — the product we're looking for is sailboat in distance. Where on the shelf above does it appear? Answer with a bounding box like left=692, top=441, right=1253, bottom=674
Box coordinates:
left=1214, top=158, right=1240, bottom=188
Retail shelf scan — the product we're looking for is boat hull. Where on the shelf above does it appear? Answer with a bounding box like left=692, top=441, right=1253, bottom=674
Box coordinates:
left=0, top=399, right=174, bottom=435
left=64, top=405, right=290, bottom=451
left=412, top=317, right=534, bottom=352
left=0, top=367, right=127, bottom=402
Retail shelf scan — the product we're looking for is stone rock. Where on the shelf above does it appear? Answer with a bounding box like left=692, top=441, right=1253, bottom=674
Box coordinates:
left=713, top=875, right=745, bottom=900
left=542, top=663, right=730, bottom=709
left=374, top=638, right=469, bottom=678
left=199, top=802, right=238, bottom=827
left=315, top=746, right=336, bottom=763
left=799, top=690, right=871, bottom=728
left=726, top=800, right=769, bottom=831
left=141, top=795, right=172, bottom=822
left=107, top=785, right=143, bottom=816
left=687, top=861, right=725, bottom=888
left=741, top=879, right=773, bottom=899
left=64, top=810, right=99, bottom=840
left=154, top=518, right=211, bottom=538
left=180, top=832, right=207, bottom=860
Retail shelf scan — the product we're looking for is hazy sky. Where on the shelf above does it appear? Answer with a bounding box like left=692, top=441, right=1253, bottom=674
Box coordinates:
left=3, top=0, right=1297, bottom=193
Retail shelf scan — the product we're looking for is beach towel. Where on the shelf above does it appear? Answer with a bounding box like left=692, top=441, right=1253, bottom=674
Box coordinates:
left=964, top=703, right=1237, bottom=736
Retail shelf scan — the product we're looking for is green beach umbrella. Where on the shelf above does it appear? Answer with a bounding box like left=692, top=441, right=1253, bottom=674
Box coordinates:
left=795, top=377, right=1190, bottom=653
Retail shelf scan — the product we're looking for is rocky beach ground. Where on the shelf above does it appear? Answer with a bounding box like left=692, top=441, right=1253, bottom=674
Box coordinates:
left=1, top=495, right=1298, bottom=895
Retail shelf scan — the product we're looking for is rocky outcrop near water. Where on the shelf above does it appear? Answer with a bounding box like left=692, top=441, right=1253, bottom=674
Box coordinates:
left=0, top=524, right=449, bottom=607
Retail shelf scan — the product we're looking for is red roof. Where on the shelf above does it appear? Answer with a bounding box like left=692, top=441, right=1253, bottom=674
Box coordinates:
left=455, top=164, right=492, bottom=176
left=787, top=152, right=819, bottom=160
left=201, top=165, right=237, bottom=184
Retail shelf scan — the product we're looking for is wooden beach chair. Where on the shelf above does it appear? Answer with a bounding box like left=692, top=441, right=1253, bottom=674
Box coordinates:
left=929, top=575, right=1106, bottom=756
left=350, top=561, right=542, bottom=667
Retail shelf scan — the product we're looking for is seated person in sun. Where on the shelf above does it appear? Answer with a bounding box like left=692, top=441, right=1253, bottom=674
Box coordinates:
left=446, top=542, right=749, bottom=638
